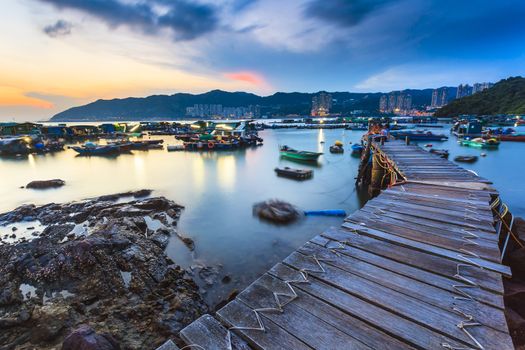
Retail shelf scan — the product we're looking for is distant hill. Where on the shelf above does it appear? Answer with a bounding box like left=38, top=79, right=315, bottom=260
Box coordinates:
left=435, top=77, right=525, bottom=117
left=50, top=88, right=437, bottom=121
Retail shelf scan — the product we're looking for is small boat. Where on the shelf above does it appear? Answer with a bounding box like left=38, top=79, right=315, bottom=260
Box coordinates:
left=498, top=134, right=525, bottom=142
left=454, top=155, right=478, bottom=163
left=459, top=137, right=500, bottom=149
left=329, top=145, right=344, bottom=154
left=279, top=145, right=322, bottom=162
left=351, top=144, right=364, bottom=155
left=71, top=142, right=120, bottom=155
left=429, top=149, right=449, bottom=159
left=424, top=144, right=432, bottom=148
left=274, top=167, right=313, bottom=180
left=390, top=131, right=448, bottom=141
left=167, top=144, right=185, bottom=151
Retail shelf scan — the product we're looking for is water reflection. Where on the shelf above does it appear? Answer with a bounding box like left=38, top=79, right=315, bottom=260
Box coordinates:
left=217, top=155, right=236, bottom=192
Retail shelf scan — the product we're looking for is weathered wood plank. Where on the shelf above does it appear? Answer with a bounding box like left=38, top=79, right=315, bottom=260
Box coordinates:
left=235, top=280, right=373, bottom=349
left=347, top=211, right=501, bottom=262
left=268, top=263, right=480, bottom=350
left=342, top=221, right=511, bottom=277
left=180, top=314, right=251, bottom=350
left=250, top=273, right=416, bottom=350
left=216, top=299, right=312, bottom=350
left=322, top=227, right=504, bottom=294
left=310, top=234, right=504, bottom=309
left=295, top=242, right=508, bottom=333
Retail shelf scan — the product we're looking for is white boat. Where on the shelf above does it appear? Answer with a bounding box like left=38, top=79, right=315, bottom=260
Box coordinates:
left=167, top=144, right=185, bottom=151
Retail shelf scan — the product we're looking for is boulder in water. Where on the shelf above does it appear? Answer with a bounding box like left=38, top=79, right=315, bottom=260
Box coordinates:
left=26, top=179, right=65, bottom=189
left=253, top=199, right=301, bottom=224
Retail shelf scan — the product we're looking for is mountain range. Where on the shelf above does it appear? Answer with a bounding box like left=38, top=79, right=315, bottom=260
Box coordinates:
left=50, top=89, right=438, bottom=121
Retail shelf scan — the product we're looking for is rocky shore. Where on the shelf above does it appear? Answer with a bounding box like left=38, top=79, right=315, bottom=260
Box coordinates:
left=0, top=190, right=207, bottom=350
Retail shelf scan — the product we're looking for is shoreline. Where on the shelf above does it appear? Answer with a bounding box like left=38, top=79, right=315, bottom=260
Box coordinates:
left=0, top=190, right=208, bottom=349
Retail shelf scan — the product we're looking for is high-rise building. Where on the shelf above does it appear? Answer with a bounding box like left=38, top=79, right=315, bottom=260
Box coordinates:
left=472, top=82, right=494, bottom=94
left=311, top=92, right=333, bottom=116
left=431, top=88, right=449, bottom=108
left=456, top=84, right=472, bottom=99
left=378, top=91, right=412, bottom=113
left=379, top=95, right=388, bottom=113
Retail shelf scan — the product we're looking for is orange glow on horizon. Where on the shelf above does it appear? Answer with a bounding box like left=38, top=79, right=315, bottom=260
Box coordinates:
left=0, top=86, right=53, bottom=109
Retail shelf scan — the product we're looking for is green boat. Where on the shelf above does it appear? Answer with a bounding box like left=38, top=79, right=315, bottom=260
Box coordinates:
left=280, top=145, right=322, bottom=161
left=459, top=137, right=500, bottom=149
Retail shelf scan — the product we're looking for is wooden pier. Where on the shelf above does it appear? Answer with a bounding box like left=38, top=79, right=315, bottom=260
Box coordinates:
left=178, top=141, right=513, bottom=350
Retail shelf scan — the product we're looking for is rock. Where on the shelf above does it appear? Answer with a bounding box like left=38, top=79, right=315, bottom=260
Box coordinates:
left=221, top=275, right=232, bottom=284
left=0, top=194, right=205, bottom=349
left=62, top=324, right=120, bottom=350
left=26, top=179, right=65, bottom=189
left=181, top=237, right=195, bottom=251
left=253, top=199, right=301, bottom=224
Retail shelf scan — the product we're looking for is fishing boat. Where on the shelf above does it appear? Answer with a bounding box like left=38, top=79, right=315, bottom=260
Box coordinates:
left=454, top=155, right=478, bottom=163
left=329, top=140, right=344, bottom=154
left=279, top=145, right=322, bottom=162
left=167, top=144, right=185, bottom=151
left=71, top=142, right=120, bottom=155
left=351, top=143, right=364, bottom=155
left=498, top=134, right=525, bottom=142
left=459, top=137, right=500, bottom=149
left=390, top=130, right=448, bottom=141
left=274, top=167, right=313, bottom=180
left=429, top=148, right=449, bottom=159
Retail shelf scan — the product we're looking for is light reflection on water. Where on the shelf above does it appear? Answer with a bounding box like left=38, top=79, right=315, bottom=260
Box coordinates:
left=1, top=127, right=524, bottom=305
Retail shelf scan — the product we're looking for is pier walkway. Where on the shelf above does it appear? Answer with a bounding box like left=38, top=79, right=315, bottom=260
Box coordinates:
left=178, top=141, right=513, bottom=350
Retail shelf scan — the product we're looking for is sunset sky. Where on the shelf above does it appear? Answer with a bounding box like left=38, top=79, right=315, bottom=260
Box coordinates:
left=2, top=0, right=525, bottom=121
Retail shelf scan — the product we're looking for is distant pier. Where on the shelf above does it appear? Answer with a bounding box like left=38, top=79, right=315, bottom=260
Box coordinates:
left=176, top=140, right=514, bottom=350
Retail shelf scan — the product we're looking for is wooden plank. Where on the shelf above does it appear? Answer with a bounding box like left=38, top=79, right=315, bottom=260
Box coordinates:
left=322, top=227, right=504, bottom=294
left=364, top=200, right=496, bottom=232
left=347, top=211, right=502, bottom=263
left=310, top=235, right=504, bottom=309
left=272, top=264, right=513, bottom=349
left=351, top=205, right=498, bottom=243
left=235, top=279, right=373, bottom=349
left=268, top=263, right=467, bottom=349
left=351, top=207, right=497, bottom=244
left=295, top=242, right=508, bottom=333
left=280, top=252, right=514, bottom=349
left=180, top=314, right=251, bottom=350
left=341, top=221, right=511, bottom=277
left=216, top=299, right=312, bottom=350
left=250, top=273, right=416, bottom=350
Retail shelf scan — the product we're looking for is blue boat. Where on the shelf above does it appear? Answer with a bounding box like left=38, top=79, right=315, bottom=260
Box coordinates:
left=351, top=144, right=364, bottom=155
left=390, top=131, right=448, bottom=141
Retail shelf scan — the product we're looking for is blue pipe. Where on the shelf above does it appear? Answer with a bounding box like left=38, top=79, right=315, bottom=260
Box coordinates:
left=304, top=209, right=347, bottom=217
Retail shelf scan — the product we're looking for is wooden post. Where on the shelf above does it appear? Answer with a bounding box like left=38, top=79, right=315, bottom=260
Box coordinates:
left=405, top=136, right=410, bottom=145
left=368, top=152, right=384, bottom=197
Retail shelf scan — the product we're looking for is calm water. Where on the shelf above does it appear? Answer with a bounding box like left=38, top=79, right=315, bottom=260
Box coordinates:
left=1, top=127, right=524, bottom=305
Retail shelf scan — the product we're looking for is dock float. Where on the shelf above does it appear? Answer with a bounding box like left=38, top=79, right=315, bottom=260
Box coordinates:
left=178, top=141, right=514, bottom=349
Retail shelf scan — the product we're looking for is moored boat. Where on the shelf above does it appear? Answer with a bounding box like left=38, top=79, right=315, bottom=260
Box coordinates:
left=274, top=167, right=313, bottom=180
left=454, top=155, right=478, bottom=163
left=498, top=134, right=525, bottom=142
left=459, top=137, right=500, bottom=149
left=279, top=145, right=322, bottom=162
left=390, top=130, right=448, bottom=141
left=167, top=144, right=185, bottom=151
left=351, top=143, right=364, bottom=156
left=71, top=142, right=120, bottom=155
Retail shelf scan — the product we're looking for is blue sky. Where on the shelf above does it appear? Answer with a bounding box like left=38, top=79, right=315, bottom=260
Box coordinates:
left=1, top=0, right=525, bottom=120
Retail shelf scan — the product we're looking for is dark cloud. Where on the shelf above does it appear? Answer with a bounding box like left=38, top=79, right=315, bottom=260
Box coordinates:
left=43, top=19, right=73, bottom=37
left=38, top=0, right=218, bottom=40
left=304, top=0, right=394, bottom=27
